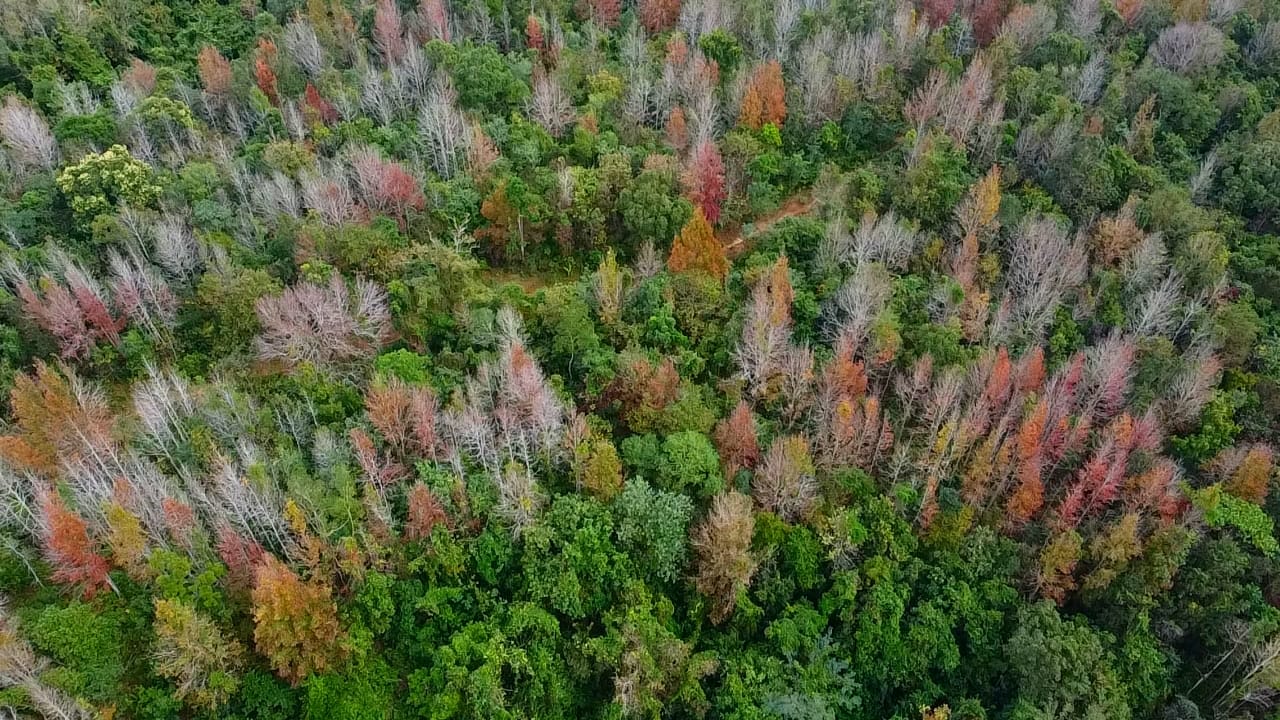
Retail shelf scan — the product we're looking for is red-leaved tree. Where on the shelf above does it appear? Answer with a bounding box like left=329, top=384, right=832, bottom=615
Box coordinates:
left=40, top=489, right=114, bottom=598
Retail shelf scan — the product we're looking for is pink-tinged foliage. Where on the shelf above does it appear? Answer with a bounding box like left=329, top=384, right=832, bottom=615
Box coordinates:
left=255, top=274, right=393, bottom=370
left=217, top=526, right=267, bottom=595
left=374, top=0, right=406, bottom=64
left=443, top=308, right=565, bottom=479
left=349, top=149, right=425, bottom=226
left=420, top=0, right=450, bottom=41
left=162, top=497, right=198, bottom=550
left=921, top=0, right=956, bottom=28
left=349, top=427, right=409, bottom=493
left=753, top=436, right=818, bottom=522
left=685, top=140, right=726, bottom=225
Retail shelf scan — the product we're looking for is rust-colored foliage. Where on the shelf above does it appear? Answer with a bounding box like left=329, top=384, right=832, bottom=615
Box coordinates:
left=739, top=61, right=787, bottom=131
left=255, top=39, right=279, bottom=105
left=714, top=401, right=761, bottom=481
left=251, top=556, right=348, bottom=685
left=1116, top=0, right=1144, bottom=26
left=667, top=208, right=727, bottom=281
left=40, top=490, right=113, bottom=598
left=640, top=0, right=681, bottom=32
left=579, top=0, right=620, bottom=27
left=404, top=483, right=448, bottom=541
left=1092, top=198, right=1144, bottom=266
left=603, top=355, right=681, bottom=431
left=303, top=83, right=338, bottom=125
left=122, top=58, right=157, bottom=96
left=0, top=362, right=113, bottom=475
left=922, top=0, right=957, bottom=27
left=525, top=15, right=544, bottom=50
left=1221, top=444, right=1275, bottom=504
left=665, top=106, right=689, bottom=151
left=197, top=46, right=232, bottom=95
left=970, top=0, right=1007, bottom=44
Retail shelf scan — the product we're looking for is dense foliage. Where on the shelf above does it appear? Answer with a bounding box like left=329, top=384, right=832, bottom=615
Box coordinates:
left=1, top=0, right=1280, bottom=717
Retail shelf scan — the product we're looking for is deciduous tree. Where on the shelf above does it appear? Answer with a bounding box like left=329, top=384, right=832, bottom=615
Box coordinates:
left=251, top=556, right=347, bottom=684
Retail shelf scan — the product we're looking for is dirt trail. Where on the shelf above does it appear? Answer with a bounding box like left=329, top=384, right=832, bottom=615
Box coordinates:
left=718, top=191, right=815, bottom=257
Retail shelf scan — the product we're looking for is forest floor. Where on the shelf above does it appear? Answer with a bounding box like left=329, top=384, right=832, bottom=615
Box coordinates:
left=481, top=267, right=579, bottom=293
left=719, top=191, right=815, bottom=257
left=479, top=192, right=815, bottom=293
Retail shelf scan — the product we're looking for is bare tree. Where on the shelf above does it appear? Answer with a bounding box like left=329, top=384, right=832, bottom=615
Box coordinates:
left=752, top=436, right=818, bottom=522
left=300, top=161, right=357, bottom=226
left=1190, top=148, right=1219, bottom=205
left=1247, top=21, right=1280, bottom=66
left=528, top=71, right=574, bottom=137
left=255, top=274, right=393, bottom=370
left=418, top=76, right=470, bottom=177
left=1152, top=23, right=1226, bottom=75
left=997, top=215, right=1088, bottom=341
left=824, top=263, right=894, bottom=349
left=284, top=18, right=326, bottom=78
left=1128, top=271, right=1182, bottom=337
left=1074, top=52, right=1106, bottom=105
left=1067, top=0, right=1101, bottom=40
left=152, top=212, right=203, bottom=279
left=0, top=97, right=57, bottom=172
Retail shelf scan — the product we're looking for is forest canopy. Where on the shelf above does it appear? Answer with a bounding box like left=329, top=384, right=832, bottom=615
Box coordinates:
left=0, top=0, right=1279, bottom=718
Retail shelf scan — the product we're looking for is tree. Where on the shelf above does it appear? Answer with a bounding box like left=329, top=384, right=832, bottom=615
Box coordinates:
left=153, top=598, right=245, bottom=709
left=522, top=495, right=625, bottom=619
left=640, top=0, right=681, bottom=33
left=584, top=583, right=716, bottom=718
left=196, top=46, right=233, bottom=95
left=685, top=141, right=726, bottom=224
left=713, top=401, right=760, bottom=481
left=668, top=208, right=727, bottom=281
left=1003, top=602, right=1133, bottom=719
left=55, top=145, right=161, bottom=225
left=753, top=436, right=817, bottom=522
left=739, top=61, right=787, bottom=131
left=0, top=96, right=57, bottom=171
left=692, top=492, right=757, bottom=624
left=255, top=274, right=393, bottom=370
left=39, top=490, right=114, bottom=598
left=616, top=479, right=694, bottom=584
left=659, top=431, right=723, bottom=499
left=251, top=556, right=348, bottom=685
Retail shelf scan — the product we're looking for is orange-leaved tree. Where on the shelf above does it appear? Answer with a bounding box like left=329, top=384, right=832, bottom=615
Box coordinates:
left=251, top=556, right=348, bottom=684
left=667, top=207, right=727, bottom=282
